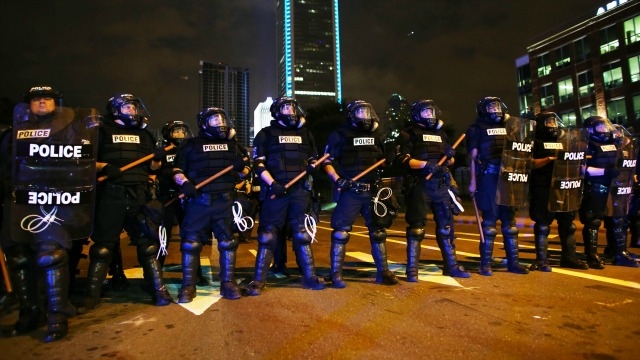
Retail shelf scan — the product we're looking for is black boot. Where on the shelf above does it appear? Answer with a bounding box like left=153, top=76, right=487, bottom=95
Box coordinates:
left=558, top=224, right=588, bottom=270
left=405, top=227, right=424, bottom=282
left=219, top=250, right=241, bottom=299
left=530, top=226, right=551, bottom=272
left=42, top=262, right=76, bottom=343
left=108, top=244, right=129, bottom=291
left=371, top=241, right=398, bottom=285
left=478, top=227, right=496, bottom=276
left=245, top=246, right=273, bottom=296
left=611, top=224, right=640, bottom=268
left=330, top=242, right=346, bottom=288
left=503, top=232, right=529, bottom=274
left=437, top=235, right=470, bottom=278
left=178, top=250, right=199, bottom=303
left=583, top=228, right=605, bottom=269
left=294, top=243, right=325, bottom=290
left=5, top=246, right=43, bottom=335
left=138, top=254, right=172, bottom=306
left=77, top=260, right=110, bottom=314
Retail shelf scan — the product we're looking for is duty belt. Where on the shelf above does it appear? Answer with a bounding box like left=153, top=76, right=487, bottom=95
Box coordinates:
left=349, top=182, right=371, bottom=193
left=480, top=162, right=500, bottom=175
left=586, top=181, right=609, bottom=194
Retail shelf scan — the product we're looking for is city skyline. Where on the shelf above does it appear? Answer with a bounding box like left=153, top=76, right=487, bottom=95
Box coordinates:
left=1, top=1, right=604, bottom=131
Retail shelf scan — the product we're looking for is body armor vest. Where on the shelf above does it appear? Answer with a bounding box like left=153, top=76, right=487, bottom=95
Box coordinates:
left=99, top=121, right=154, bottom=185
left=586, top=139, right=618, bottom=185
left=335, top=126, right=382, bottom=182
left=405, top=125, right=447, bottom=178
left=531, top=140, right=561, bottom=186
left=473, top=120, right=506, bottom=165
left=263, top=126, right=312, bottom=184
left=157, top=145, right=178, bottom=199
left=185, top=136, right=239, bottom=193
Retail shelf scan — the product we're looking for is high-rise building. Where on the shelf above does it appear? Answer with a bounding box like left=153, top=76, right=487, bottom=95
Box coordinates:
left=199, top=61, right=251, bottom=147
left=276, top=0, right=342, bottom=110
left=516, top=0, right=640, bottom=128
left=253, top=97, right=274, bottom=144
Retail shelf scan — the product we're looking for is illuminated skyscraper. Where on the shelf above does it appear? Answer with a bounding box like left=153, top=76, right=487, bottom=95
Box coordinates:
left=199, top=61, right=251, bottom=147
left=276, top=0, right=342, bottom=110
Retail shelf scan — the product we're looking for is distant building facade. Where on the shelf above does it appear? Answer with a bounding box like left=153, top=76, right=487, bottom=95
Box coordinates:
left=276, top=0, right=342, bottom=110
left=199, top=61, right=251, bottom=147
left=516, top=0, right=640, bottom=128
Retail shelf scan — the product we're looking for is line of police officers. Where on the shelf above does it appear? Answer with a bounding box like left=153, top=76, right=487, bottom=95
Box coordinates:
left=1, top=86, right=639, bottom=343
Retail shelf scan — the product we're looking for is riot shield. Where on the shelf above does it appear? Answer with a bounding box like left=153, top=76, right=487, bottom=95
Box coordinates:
left=496, top=116, right=535, bottom=207
left=11, top=104, right=100, bottom=242
left=548, top=128, right=589, bottom=212
left=606, top=131, right=637, bottom=217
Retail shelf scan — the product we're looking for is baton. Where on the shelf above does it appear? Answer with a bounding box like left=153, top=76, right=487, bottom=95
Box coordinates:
left=352, top=158, right=387, bottom=182
left=97, top=144, right=176, bottom=182
left=471, top=193, right=485, bottom=244
left=164, top=164, right=235, bottom=207
left=270, top=153, right=331, bottom=199
left=426, top=133, right=466, bottom=180
left=0, top=246, right=12, bottom=293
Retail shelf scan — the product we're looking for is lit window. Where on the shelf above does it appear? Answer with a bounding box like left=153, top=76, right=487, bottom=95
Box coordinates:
left=554, top=45, right=571, bottom=69
left=559, top=110, right=577, bottom=127
left=607, top=98, right=627, bottom=124
left=624, top=15, right=640, bottom=45
left=602, top=62, right=623, bottom=89
left=629, top=54, right=640, bottom=82
left=600, top=26, right=619, bottom=54
left=633, top=95, right=640, bottom=120
left=558, top=78, right=574, bottom=103
left=540, top=83, right=554, bottom=108
left=537, top=53, right=551, bottom=77
left=578, top=71, right=594, bottom=97
left=581, top=105, right=596, bottom=120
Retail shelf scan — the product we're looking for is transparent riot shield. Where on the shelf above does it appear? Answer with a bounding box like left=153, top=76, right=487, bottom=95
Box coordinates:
left=11, top=104, right=100, bottom=242
left=496, top=116, right=535, bottom=207
left=548, top=128, right=589, bottom=212
left=606, top=131, right=637, bottom=217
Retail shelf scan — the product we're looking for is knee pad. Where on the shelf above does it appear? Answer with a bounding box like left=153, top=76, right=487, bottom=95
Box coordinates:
left=482, top=226, right=498, bottom=237
left=4, top=245, right=33, bottom=270
left=406, top=227, right=425, bottom=240
left=610, top=217, right=626, bottom=228
left=181, top=239, right=203, bottom=254
left=37, top=243, right=67, bottom=269
left=586, top=218, right=602, bottom=230
left=257, top=225, right=278, bottom=247
left=331, top=230, right=350, bottom=244
left=534, top=223, right=551, bottom=236
left=292, top=229, right=312, bottom=246
left=369, top=229, right=387, bottom=244
left=502, top=225, right=518, bottom=237
left=217, top=236, right=239, bottom=252
left=89, top=245, right=112, bottom=261
left=137, top=242, right=159, bottom=258
left=437, top=224, right=452, bottom=237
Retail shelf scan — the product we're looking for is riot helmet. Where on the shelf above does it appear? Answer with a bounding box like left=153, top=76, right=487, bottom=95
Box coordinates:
left=583, top=116, right=614, bottom=143
left=162, top=120, right=193, bottom=146
left=477, top=96, right=508, bottom=123
left=23, top=85, right=62, bottom=117
left=107, top=94, right=149, bottom=128
left=270, top=97, right=305, bottom=128
left=534, top=112, right=564, bottom=140
left=197, top=107, right=232, bottom=139
left=411, top=99, right=443, bottom=130
left=347, top=100, right=378, bottom=131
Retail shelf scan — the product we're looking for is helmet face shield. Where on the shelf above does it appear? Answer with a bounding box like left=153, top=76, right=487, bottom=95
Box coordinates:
left=162, top=120, right=192, bottom=145
left=29, top=96, right=56, bottom=116
left=197, top=108, right=232, bottom=139
left=348, top=102, right=377, bottom=130
left=108, top=94, right=149, bottom=128
left=486, top=101, right=503, bottom=122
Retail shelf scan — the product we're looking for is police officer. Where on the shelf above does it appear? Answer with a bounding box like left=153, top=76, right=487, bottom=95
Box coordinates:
left=1, top=86, right=91, bottom=342
left=466, top=97, right=529, bottom=275
left=323, top=100, right=399, bottom=288
left=79, top=94, right=172, bottom=312
left=580, top=116, right=638, bottom=268
left=397, top=99, right=469, bottom=281
left=246, top=97, right=325, bottom=295
left=529, top=112, right=588, bottom=271
left=172, top=108, right=249, bottom=302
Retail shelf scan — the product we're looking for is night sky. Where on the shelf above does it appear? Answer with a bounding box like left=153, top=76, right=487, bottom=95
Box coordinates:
left=0, top=0, right=604, bottom=133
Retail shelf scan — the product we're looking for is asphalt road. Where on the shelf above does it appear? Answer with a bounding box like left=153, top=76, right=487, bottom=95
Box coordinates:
left=1, top=210, right=639, bottom=359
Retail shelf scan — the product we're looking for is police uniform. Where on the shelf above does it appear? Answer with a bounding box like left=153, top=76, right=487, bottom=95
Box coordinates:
left=466, top=97, right=529, bottom=276
left=246, top=97, right=325, bottom=295
left=324, top=100, right=399, bottom=288
left=528, top=113, right=588, bottom=271
left=397, top=121, right=469, bottom=281
left=173, top=115, right=248, bottom=301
